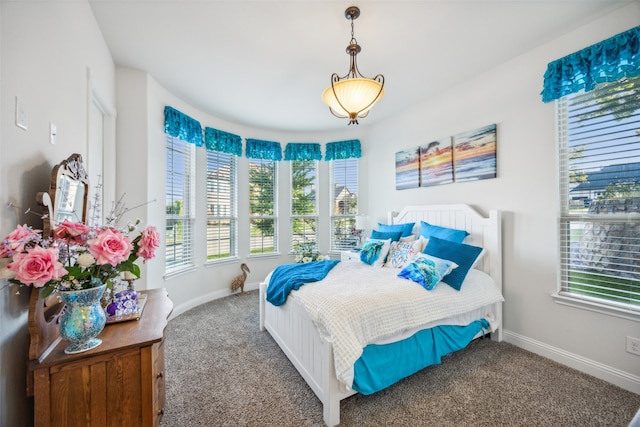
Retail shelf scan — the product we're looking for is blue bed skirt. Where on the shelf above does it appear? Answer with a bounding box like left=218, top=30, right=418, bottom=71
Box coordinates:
left=352, top=319, right=490, bottom=395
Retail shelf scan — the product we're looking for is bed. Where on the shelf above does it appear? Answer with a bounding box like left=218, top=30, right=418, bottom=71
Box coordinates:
left=259, top=204, right=503, bottom=426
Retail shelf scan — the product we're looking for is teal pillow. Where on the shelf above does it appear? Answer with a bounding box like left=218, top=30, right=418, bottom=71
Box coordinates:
left=418, top=221, right=469, bottom=243
left=370, top=230, right=402, bottom=242
left=397, top=254, right=457, bottom=290
left=423, top=236, right=483, bottom=290
left=378, top=222, right=415, bottom=237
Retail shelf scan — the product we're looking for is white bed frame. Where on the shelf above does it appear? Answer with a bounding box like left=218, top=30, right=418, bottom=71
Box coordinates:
left=259, top=204, right=502, bottom=426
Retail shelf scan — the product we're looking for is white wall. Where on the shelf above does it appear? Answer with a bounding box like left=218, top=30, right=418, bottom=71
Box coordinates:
left=364, top=3, right=640, bottom=392
left=0, top=1, right=115, bottom=425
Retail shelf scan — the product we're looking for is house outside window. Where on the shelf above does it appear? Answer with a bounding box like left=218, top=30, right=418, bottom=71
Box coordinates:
left=330, top=157, right=358, bottom=251
left=249, top=158, right=278, bottom=255
left=555, top=75, right=640, bottom=319
left=165, top=135, right=195, bottom=273
left=206, top=150, right=237, bottom=261
left=290, top=160, right=318, bottom=251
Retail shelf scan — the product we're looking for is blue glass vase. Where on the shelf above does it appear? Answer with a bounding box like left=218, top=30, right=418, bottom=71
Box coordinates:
left=59, top=284, right=107, bottom=354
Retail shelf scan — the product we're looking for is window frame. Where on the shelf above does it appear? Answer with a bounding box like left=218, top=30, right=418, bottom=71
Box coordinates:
left=248, top=158, right=278, bottom=256
left=205, top=149, right=238, bottom=263
left=552, top=77, right=640, bottom=322
left=290, top=160, right=319, bottom=252
left=329, top=157, right=359, bottom=252
left=165, top=135, right=196, bottom=276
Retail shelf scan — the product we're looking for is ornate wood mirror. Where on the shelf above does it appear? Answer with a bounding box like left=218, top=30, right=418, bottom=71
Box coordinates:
left=28, top=154, right=90, bottom=380
left=37, top=153, right=90, bottom=238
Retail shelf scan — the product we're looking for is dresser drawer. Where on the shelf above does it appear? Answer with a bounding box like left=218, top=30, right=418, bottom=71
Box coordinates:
left=152, top=339, right=166, bottom=425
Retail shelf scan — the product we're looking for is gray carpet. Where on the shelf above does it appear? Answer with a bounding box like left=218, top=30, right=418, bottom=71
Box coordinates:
left=160, top=290, right=640, bottom=426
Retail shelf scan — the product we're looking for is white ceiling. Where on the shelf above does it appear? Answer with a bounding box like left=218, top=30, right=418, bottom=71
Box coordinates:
left=89, top=0, right=630, bottom=133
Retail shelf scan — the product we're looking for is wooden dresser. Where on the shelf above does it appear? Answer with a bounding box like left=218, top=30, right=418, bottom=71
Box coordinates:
left=27, top=288, right=173, bottom=427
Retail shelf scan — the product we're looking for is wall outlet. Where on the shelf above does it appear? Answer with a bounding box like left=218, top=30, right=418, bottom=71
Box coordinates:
left=626, top=336, right=640, bottom=356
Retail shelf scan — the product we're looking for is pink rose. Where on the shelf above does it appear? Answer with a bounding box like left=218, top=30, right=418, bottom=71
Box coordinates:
left=88, top=228, right=133, bottom=266
left=137, top=226, right=160, bottom=262
left=7, top=246, right=68, bottom=288
left=54, top=219, right=90, bottom=242
left=0, top=224, right=40, bottom=258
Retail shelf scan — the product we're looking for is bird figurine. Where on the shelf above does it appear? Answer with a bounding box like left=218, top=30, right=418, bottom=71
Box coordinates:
left=230, top=263, right=250, bottom=295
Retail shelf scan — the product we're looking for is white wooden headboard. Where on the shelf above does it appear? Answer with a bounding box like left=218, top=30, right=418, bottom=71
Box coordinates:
left=392, top=204, right=502, bottom=297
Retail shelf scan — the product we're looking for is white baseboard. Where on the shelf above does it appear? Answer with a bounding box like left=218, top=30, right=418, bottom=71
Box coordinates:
left=503, top=329, right=640, bottom=395
left=169, top=281, right=260, bottom=320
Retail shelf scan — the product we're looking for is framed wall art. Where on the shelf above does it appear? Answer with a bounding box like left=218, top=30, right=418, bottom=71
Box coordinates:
left=395, top=147, right=421, bottom=190
left=419, top=137, right=454, bottom=187
left=453, top=124, right=497, bottom=182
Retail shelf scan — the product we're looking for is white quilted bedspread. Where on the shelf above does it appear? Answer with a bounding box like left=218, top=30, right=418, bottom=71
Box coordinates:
left=289, top=261, right=504, bottom=387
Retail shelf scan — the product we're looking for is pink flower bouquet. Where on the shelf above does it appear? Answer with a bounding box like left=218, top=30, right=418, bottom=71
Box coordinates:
left=0, top=219, right=159, bottom=298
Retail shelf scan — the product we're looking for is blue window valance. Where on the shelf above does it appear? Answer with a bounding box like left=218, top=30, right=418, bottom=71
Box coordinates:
left=284, top=143, right=322, bottom=161
left=541, top=25, right=640, bottom=103
left=245, top=138, right=282, bottom=161
left=164, top=106, right=203, bottom=146
left=324, top=139, right=361, bottom=161
left=204, top=127, right=242, bottom=156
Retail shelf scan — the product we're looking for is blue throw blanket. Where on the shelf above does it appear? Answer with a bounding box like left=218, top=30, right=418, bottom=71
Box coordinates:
left=266, top=260, right=340, bottom=306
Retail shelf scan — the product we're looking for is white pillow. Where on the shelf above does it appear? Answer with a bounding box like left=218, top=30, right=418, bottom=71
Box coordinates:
left=384, top=239, right=423, bottom=268
left=359, top=238, right=392, bottom=267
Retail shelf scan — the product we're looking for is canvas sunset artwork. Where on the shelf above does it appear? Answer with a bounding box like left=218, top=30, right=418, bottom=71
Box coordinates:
left=395, top=147, right=420, bottom=190
left=420, top=137, right=454, bottom=187
left=453, top=124, right=497, bottom=182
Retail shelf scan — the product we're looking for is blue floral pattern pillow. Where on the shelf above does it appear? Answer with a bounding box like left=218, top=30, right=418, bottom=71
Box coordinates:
left=397, top=253, right=457, bottom=290
left=384, top=239, right=423, bottom=268
left=359, top=238, right=392, bottom=267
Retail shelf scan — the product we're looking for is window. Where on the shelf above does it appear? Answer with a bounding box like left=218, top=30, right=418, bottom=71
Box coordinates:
left=556, top=75, right=640, bottom=318
left=290, top=160, right=318, bottom=251
left=165, top=135, right=195, bottom=272
left=206, top=150, right=237, bottom=261
left=249, top=158, right=277, bottom=255
left=330, top=157, right=358, bottom=251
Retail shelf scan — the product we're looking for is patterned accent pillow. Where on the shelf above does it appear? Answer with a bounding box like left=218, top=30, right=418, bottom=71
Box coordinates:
left=359, top=238, right=392, bottom=267
left=384, top=239, right=423, bottom=268
left=397, top=253, right=458, bottom=290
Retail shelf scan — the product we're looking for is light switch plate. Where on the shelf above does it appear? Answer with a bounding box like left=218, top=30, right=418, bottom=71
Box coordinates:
left=16, top=97, right=28, bottom=130
left=49, top=123, right=57, bottom=145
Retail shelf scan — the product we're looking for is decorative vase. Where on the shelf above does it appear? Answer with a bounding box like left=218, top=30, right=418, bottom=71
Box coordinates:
left=59, top=284, right=107, bottom=354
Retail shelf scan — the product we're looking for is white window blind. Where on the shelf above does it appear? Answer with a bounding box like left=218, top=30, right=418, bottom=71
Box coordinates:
left=557, top=75, right=640, bottom=316
left=330, top=157, right=359, bottom=251
left=249, top=159, right=277, bottom=255
left=206, top=150, right=237, bottom=261
left=165, top=135, right=195, bottom=272
left=290, top=160, right=318, bottom=251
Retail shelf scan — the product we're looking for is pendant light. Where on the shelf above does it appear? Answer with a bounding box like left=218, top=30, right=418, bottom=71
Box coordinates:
left=321, top=6, right=385, bottom=125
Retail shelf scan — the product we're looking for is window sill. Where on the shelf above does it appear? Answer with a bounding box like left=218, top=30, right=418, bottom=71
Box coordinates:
left=164, top=264, right=197, bottom=281
left=205, top=257, right=240, bottom=267
left=551, top=292, right=640, bottom=323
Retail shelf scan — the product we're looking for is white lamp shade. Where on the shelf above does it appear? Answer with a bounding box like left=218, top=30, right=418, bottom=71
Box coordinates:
left=355, top=214, right=367, bottom=230
left=321, top=78, right=384, bottom=117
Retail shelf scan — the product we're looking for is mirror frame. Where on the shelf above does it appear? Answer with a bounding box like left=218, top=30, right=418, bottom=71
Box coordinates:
left=37, top=153, right=90, bottom=238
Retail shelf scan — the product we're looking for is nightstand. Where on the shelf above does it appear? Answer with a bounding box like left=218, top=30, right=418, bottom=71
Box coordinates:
left=340, top=250, right=361, bottom=262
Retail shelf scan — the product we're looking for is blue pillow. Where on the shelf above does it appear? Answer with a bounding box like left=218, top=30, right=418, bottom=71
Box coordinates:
left=422, top=236, right=483, bottom=291
left=378, top=222, right=415, bottom=237
left=370, top=230, right=403, bottom=242
left=397, top=254, right=457, bottom=290
left=418, top=221, right=469, bottom=243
